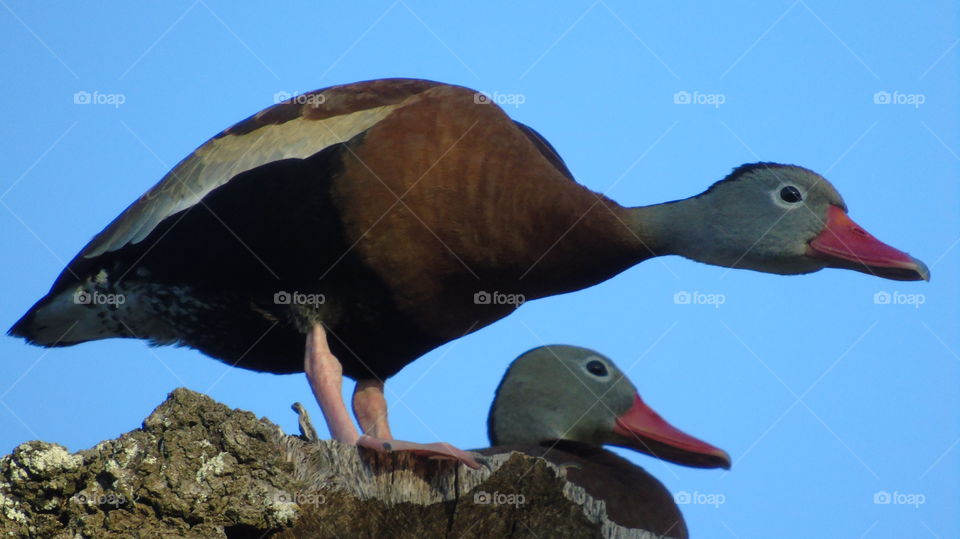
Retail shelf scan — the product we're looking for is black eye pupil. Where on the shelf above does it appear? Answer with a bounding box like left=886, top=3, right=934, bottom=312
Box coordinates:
left=780, top=186, right=802, bottom=203
left=586, top=360, right=608, bottom=377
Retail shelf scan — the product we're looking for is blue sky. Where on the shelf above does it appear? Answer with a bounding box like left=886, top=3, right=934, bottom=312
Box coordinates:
left=1, top=2, right=957, bottom=537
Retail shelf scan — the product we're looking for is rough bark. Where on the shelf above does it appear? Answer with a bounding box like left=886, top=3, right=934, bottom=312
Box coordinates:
left=0, top=388, right=663, bottom=538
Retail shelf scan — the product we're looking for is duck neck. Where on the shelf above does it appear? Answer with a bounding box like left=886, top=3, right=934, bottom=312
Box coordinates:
left=625, top=196, right=716, bottom=264
left=512, top=194, right=716, bottom=299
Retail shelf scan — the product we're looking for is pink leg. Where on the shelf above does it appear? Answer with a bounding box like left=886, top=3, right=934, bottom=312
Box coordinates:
left=304, top=323, right=359, bottom=444
left=353, top=379, right=393, bottom=438
left=304, top=323, right=482, bottom=469
left=351, top=376, right=482, bottom=469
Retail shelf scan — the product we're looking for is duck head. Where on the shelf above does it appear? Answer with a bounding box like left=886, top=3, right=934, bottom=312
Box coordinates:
left=489, top=345, right=731, bottom=469
left=644, top=163, right=929, bottom=281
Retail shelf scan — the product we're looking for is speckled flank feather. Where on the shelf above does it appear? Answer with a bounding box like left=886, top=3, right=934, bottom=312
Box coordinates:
left=17, top=266, right=212, bottom=348
left=479, top=442, right=689, bottom=538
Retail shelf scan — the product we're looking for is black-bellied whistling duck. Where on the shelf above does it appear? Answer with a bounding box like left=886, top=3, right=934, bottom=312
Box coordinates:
left=9, top=78, right=928, bottom=468
left=482, top=345, right=730, bottom=538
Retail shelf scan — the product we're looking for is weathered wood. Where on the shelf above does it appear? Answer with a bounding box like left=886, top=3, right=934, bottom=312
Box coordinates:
left=0, top=388, right=666, bottom=538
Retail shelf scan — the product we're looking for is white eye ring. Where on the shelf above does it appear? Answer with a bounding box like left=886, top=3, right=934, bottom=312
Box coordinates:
left=581, top=356, right=612, bottom=379
left=771, top=185, right=805, bottom=209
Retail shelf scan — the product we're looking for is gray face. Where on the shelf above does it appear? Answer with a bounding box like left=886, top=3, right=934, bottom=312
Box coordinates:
left=690, top=164, right=846, bottom=275
left=488, top=345, right=637, bottom=446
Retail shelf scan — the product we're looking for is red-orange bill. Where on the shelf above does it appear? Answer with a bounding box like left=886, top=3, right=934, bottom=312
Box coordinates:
left=807, top=205, right=929, bottom=281
left=612, top=393, right=731, bottom=469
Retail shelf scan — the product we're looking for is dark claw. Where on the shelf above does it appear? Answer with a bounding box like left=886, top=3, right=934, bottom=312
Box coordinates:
left=475, top=454, right=492, bottom=470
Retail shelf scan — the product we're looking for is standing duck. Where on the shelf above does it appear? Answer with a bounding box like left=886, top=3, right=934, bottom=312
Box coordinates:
left=483, top=345, right=730, bottom=537
left=9, top=78, right=928, bottom=468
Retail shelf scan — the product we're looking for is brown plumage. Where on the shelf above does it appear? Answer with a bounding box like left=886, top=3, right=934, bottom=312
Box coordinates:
left=9, top=78, right=928, bottom=465
left=479, top=442, right=689, bottom=538
left=14, top=79, right=640, bottom=379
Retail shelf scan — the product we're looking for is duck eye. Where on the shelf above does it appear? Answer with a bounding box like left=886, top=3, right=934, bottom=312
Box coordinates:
left=780, top=186, right=802, bottom=203
left=585, top=360, right=608, bottom=377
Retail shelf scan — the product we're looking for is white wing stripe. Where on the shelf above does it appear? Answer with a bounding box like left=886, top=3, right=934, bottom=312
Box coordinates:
left=85, top=104, right=401, bottom=257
